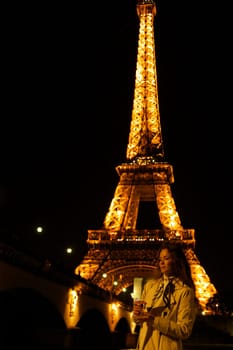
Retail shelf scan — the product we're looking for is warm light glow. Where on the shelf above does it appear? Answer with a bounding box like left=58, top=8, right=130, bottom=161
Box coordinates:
left=189, top=256, right=217, bottom=313
left=133, top=277, right=143, bottom=300
left=68, top=288, right=78, bottom=317
left=109, top=302, right=120, bottom=325
left=126, top=4, right=163, bottom=160
left=66, top=247, right=72, bottom=254
left=111, top=303, right=118, bottom=311
left=36, top=226, right=43, bottom=234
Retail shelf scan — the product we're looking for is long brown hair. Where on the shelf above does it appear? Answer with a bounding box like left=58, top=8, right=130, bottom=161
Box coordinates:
left=157, top=242, right=195, bottom=291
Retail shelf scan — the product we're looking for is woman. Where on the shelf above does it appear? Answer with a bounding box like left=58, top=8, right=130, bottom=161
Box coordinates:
left=133, top=242, right=198, bottom=350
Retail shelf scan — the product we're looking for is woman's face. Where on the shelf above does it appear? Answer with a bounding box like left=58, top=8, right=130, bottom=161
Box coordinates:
left=158, top=248, right=174, bottom=276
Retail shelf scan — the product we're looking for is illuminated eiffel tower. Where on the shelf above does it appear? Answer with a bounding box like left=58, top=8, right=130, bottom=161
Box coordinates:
left=75, top=0, right=217, bottom=312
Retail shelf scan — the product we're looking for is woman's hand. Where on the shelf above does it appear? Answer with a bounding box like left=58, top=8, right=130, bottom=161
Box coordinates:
left=133, top=301, right=154, bottom=325
left=133, top=300, right=148, bottom=324
left=146, top=313, right=155, bottom=327
left=133, top=310, right=149, bottom=323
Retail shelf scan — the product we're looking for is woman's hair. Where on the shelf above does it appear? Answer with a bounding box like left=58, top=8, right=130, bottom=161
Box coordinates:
left=157, top=242, right=195, bottom=291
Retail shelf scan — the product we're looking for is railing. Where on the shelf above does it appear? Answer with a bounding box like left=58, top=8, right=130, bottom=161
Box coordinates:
left=87, top=229, right=195, bottom=247
left=0, top=241, right=132, bottom=308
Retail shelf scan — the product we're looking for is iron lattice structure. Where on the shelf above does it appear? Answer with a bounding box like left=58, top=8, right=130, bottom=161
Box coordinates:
left=75, top=0, right=217, bottom=313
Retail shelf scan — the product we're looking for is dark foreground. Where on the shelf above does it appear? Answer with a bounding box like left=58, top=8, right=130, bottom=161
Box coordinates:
left=184, top=345, right=233, bottom=349
left=1, top=315, right=232, bottom=350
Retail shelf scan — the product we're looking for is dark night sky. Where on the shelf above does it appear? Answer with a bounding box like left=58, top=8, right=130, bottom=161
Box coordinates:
left=1, top=2, right=232, bottom=306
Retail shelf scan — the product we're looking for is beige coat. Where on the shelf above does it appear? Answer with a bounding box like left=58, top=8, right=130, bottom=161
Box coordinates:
left=136, top=277, right=197, bottom=350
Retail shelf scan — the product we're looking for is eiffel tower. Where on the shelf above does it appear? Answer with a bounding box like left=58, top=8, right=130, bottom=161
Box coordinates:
left=75, top=0, right=217, bottom=313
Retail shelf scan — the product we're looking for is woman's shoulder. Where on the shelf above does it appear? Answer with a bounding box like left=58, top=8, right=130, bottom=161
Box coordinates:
left=175, top=279, right=195, bottom=295
left=144, top=277, right=162, bottom=290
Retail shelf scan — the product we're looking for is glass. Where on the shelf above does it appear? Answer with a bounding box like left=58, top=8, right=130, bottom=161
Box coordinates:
left=133, top=299, right=147, bottom=316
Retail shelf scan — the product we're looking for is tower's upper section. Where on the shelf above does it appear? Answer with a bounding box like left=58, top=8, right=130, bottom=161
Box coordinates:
left=126, top=0, right=164, bottom=162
